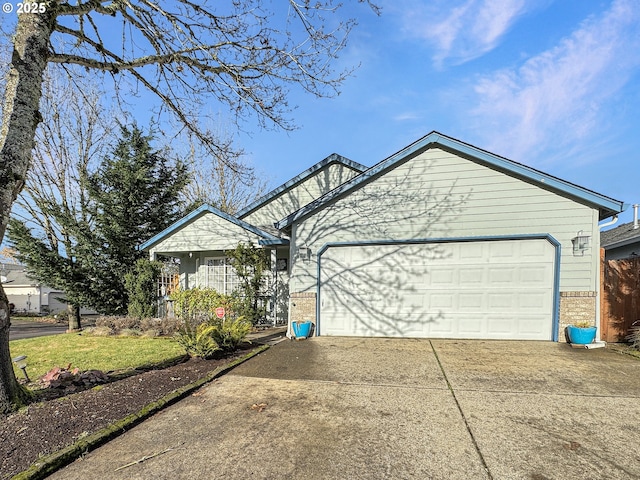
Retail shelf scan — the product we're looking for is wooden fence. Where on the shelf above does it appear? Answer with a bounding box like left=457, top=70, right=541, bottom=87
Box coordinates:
left=601, top=250, right=640, bottom=342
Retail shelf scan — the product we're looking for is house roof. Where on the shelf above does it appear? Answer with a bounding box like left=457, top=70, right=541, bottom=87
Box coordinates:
left=276, top=131, right=626, bottom=229
left=236, top=153, right=367, bottom=220
left=601, top=221, right=640, bottom=249
left=138, top=204, right=283, bottom=252
left=1, top=264, right=36, bottom=287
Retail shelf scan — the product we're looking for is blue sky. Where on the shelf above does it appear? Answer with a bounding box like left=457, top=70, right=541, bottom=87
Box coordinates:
left=233, top=0, right=639, bottom=225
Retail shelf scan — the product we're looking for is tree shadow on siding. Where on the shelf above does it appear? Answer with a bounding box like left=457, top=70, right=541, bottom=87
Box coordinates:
left=290, top=157, right=472, bottom=336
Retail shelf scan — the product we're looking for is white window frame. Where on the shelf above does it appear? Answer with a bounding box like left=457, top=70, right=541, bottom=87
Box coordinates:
left=203, top=256, right=241, bottom=295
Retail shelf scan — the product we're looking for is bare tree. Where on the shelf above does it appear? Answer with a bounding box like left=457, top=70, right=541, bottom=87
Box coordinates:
left=0, top=0, right=378, bottom=412
left=9, top=72, right=113, bottom=331
left=181, top=127, right=269, bottom=215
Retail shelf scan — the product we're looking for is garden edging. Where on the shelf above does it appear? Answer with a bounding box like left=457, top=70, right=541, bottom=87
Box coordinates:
left=12, top=344, right=270, bottom=480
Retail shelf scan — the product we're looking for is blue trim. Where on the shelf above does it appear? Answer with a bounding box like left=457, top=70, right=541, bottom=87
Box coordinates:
left=139, top=204, right=280, bottom=251
left=315, top=234, right=561, bottom=341
left=237, top=154, right=367, bottom=220
left=259, top=238, right=290, bottom=246
left=277, top=131, right=625, bottom=229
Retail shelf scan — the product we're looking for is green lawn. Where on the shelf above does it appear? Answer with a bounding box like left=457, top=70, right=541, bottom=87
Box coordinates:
left=9, top=333, right=185, bottom=381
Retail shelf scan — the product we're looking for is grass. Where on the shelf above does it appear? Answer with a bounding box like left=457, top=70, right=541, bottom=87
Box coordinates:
left=9, top=333, right=185, bottom=381
left=608, top=343, right=640, bottom=360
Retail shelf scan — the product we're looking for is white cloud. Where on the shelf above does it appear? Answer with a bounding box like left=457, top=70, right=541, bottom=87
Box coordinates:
left=470, top=0, right=640, bottom=164
left=396, top=0, right=539, bottom=66
left=393, top=112, right=421, bottom=122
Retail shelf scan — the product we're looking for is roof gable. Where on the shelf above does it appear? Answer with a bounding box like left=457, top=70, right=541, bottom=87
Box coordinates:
left=237, top=153, right=366, bottom=222
left=139, top=204, right=280, bottom=252
left=276, top=131, right=626, bottom=229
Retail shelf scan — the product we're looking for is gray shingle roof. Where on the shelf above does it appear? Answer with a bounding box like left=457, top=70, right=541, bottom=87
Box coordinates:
left=601, top=222, right=640, bottom=248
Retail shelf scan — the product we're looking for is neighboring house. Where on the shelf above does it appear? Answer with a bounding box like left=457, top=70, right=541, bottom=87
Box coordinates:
left=141, top=131, right=626, bottom=342
left=1, top=263, right=69, bottom=315
left=600, top=204, right=640, bottom=260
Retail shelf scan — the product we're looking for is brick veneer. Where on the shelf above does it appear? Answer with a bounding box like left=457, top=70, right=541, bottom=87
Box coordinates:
left=558, top=291, right=597, bottom=342
left=289, top=292, right=316, bottom=334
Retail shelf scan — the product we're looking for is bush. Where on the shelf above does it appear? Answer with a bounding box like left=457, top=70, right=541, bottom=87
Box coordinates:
left=174, top=321, right=221, bottom=359
left=88, top=315, right=182, bottom=337
left=627, top=322, right=640, bottom=350
left=118, top=328, right=142, bottom=337
left=173, top=315, right=251, bottom=357
left=170, top=288, right=236, bottom=322
left=95, top=315, right=141, bottom=333
left=209, top=317, right=252, bottom=351
left=83, top=326, right=113, bottom=337
left=53, top=310, right=70, bottom=324
left=228, top=242, right=269, bottom=325
left=125, top=259, right=162, bottom=319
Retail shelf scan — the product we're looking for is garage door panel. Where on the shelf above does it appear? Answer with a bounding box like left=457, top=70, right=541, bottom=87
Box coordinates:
left=429, top=268, right=457, bottom=286
left=459, top=268, right=485, bottom=284
left=320, top=239, right=555, bottom=340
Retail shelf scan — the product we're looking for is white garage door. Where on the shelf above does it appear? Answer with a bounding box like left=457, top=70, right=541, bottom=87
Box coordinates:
left=319, top=239, right=556, bottom=340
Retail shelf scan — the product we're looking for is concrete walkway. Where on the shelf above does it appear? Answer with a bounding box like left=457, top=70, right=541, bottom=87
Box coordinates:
left=50, top=338, right=640, bottom=479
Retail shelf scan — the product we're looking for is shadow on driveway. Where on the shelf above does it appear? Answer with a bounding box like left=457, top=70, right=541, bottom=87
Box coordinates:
left=50, top=337, right=640, bottom=480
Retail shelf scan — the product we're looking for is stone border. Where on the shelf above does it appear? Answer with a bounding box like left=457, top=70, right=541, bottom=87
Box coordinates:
left=13, top=344, right=270, bottom=480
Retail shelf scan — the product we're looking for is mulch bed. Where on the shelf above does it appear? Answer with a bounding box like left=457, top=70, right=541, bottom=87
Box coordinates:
left=0, top=345, right=255, bottom=479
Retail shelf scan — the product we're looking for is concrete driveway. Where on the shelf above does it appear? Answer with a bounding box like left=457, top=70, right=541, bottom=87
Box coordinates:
left=51, top=338, right=640, bottom=479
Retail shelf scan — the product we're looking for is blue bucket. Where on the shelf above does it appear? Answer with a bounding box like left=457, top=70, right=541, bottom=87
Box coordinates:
left=567, top=325, right=597, bottom=345
left=292, top=321, right=312, bottom=339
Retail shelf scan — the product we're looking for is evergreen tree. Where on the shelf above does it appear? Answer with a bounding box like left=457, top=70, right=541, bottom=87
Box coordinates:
left=86, top=124, right=189, bottom=314
left=9, top=124, right=189, bottom=317
left=125, top=259, right=163, bottom=319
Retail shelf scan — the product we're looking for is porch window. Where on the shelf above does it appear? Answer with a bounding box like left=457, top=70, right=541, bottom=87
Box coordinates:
left=204, top=257, right=241, bottom=294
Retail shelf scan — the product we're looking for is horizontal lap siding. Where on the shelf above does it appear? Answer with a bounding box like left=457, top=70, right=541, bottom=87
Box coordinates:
left=150, top=213, right=262, bottom=255
left=291, top=148, right=598, bottom=293
left=242, top=164, right=361, bottom=228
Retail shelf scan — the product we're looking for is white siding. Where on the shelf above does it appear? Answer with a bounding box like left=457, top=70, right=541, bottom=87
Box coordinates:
left=149, top=212, right=263, bottom=257
left=242, top=163, right=361, bottom=227
left=291, top=148, right=600, bottom=293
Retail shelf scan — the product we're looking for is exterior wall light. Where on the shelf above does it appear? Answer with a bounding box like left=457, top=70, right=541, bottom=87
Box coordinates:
left=571, top=231, right=591, bottom=256
left=298, top=247, right=311, bottom=263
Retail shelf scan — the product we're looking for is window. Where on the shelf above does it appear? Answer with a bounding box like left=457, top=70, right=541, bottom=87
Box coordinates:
left=204, top=257, right=241, bottom=294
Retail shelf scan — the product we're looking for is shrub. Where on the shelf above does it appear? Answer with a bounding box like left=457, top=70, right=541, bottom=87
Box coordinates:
left=627, top=322, right=640, bottom=350
left=158, top=317, right=183, bottom=336
left=174, top=321, right=221, bottom=359
left=209, top=317, right=252, bottom=351
left=118, top=328, right=142, bottom=337
left=572, top=321, right=593, bottom=329
left=125, top=259, right=162, bottom=319
left=170, top=288, right=236, bottom=322
left=228, top=242, right=269, bottom=325
left=53, top=310, right=70, bottom=324
left=83, top=326, right=113, bottom=337
left=95, top=315, right=141, bottom=333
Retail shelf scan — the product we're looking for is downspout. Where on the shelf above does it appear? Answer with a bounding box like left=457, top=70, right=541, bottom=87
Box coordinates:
left=598, top=215, right=619, bottom=231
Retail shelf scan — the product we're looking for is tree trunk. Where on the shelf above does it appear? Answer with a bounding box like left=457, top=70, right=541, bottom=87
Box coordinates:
left=0, top=285, right=29, bottom=413
left=67, top=303, right=82, bottom=331
left=0, top=9, right=56, bottom=412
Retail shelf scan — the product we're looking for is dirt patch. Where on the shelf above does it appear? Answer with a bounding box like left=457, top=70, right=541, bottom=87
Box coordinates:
left=0, top=344, right=255, bottom=479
